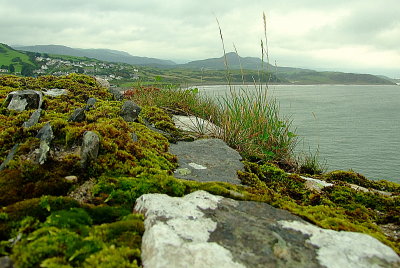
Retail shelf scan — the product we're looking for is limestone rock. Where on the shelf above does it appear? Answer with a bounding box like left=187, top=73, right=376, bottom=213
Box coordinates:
left=68, top=108, right=86, bottom=122
left=84, top=98, right=97, bottom=111
left=22, top=108, right=42, bottom=128
left=42, top=88, right=68, bottom=97
left=135, top=191, right=400, bottom=268
left=36, top=122, right=54, bottom=164
left=169, top=138, right=243, bottom=184
left=3, top=90, right=43, bottom=111
left=120, top=100, right=141, bottom=122
left=80, top=131, right=100, bottom=167
left=0, top=144, right=19, bottom=171
left=300, top=175, right=333, bottom=193
left=173, top=115, right=223, bottom=136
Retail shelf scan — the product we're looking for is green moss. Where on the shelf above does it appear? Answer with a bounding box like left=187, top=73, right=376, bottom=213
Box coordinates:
left=11, top=227, right=102, bottom=268
left=82, top=246, right=140, bottom=268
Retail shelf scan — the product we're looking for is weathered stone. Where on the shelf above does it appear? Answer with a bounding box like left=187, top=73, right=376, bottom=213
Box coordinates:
left=22, top=108, right=42, bottom=128
left=0, top=144, right=19, bottom=171
left=135, top=191, right=400, bottom=268
left=42, top=88, right=68, bottom=97
left=120, top=100, right=141, bottom=122
left=173, top=115, right=223, bottom=136
left=3, top=90, right=43, bottom=111
left=0, top=256, right=14, bottom=268
left=68, top=108, right=86, bottom=122
left=36, top=122, right=54, bottom=164
left=84, top=98, right=97, bottom=111
left=80, top=131, right=100, bottom=167
left=95, top=77, right=110, bottom=89
left=109, top=88, right=124, bottom=101
left=169, top=138, right=243, bottom=184
left=36, top=122, right=54, bottom=143
left=300, top=175, right=333, bottom=193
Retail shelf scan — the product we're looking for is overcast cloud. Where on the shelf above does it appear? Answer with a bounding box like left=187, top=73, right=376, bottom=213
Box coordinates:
left=1, top=0, right=399, bottom=77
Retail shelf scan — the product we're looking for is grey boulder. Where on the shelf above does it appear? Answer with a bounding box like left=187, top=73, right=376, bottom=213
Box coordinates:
left=84, top=98, right=97, bottom=111
left=95, top=77, right=110, bottom=89
left=68, top=108, right=86, bottom=122
left=22, top=108, right=42, bottom=128
left=134, top=191, right=400, bottom=268
left=120, top=100, right=141, bottom=122
left=0, top=144, right=19, bottom=171
left=36, top=122, right=54, bottom=164
left=3, top=90, right=43, bottom=111
left=109, top=88, right=124, bottom=101
left=80, top=131, right=100, bottom=167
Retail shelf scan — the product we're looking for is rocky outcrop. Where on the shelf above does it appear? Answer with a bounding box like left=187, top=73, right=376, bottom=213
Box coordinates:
left=42, top=88, right=68, bottom=97
left=169, top=138, right=243, bottom=184
left=3, top=90, right=43, bottom=111
left=135, top=191, right=400, bottom=268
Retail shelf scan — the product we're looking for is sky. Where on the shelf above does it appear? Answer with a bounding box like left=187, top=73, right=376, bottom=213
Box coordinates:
left=1, top=0, right=399, bottom=77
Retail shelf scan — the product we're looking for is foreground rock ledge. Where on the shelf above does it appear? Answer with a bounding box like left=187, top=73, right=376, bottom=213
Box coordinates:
left=134, top=191, right=400, bottom=268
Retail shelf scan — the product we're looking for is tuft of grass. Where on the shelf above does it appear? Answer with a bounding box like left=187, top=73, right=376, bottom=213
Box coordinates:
left=216, top=86, right=297, bottom=164
left=297, top=147, right=327, bottom=175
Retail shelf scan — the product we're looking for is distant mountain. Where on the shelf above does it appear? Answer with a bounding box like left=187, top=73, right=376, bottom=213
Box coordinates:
left=180, top=52, right=310, bottom=73
left=180, top=52, right=394, bottom=85
left=278, top=70, right=395, bottom=85
left=13, top=45, right=176, bottom=66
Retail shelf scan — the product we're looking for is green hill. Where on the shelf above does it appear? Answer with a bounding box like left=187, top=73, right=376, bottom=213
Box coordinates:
left=0, top=43, right=36, bottom=74
left=14, top=44, right=176, bottom=66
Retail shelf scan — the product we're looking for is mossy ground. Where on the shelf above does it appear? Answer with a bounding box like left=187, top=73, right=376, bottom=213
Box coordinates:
left=0, top=74, right=399, bottom=266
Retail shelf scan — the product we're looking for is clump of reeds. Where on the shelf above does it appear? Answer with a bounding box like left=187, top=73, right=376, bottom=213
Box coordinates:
left=213, top=13, right=298, bottom=165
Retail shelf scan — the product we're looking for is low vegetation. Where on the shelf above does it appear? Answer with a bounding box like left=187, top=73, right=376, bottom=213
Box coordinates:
left=0, top=74, right=399, bottom=267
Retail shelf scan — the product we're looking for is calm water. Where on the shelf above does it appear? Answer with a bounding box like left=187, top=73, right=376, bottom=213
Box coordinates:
left=197, top=84, right=400, bottom=183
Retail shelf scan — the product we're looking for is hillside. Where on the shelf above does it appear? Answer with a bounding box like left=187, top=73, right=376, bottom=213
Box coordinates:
left=0, top=43, right=36, bottom=74
left=14, top=45, right=176, bottom=66
left=279, top=70, right=395, bottom=85
left=179, top=52, right=394, bottom=85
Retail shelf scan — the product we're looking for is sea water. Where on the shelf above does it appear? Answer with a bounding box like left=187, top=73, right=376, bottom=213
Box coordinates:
left=198, top=84, right=400, bottom=183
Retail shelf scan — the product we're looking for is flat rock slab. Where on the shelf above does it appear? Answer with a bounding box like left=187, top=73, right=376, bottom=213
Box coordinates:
left=169, top=138, right=243, bottom=185
left=173, top=115, right=223, bottom=136
left=134, top=191, right=400, bottom=268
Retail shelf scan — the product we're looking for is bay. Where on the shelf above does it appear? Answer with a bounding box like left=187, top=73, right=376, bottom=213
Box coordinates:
left=197, top=84, right=400, bottom=183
